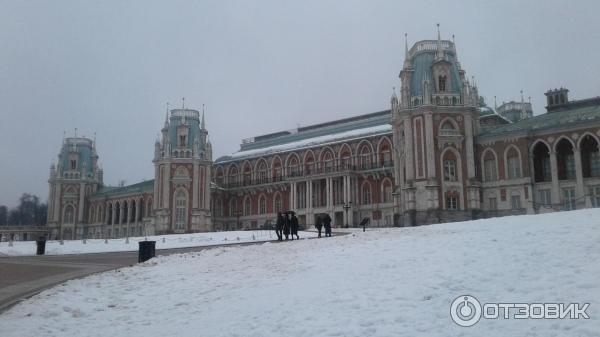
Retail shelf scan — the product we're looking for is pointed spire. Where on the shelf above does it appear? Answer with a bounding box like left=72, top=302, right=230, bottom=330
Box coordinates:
left=74, top=127, right=78, bottom=137
left=435, top=23, right=444, bottom=61
left=201, top=104, right=206, bottom=130
left=403, top=33, right=411, bottom=68
left=520, top=90, right=524, bottom=103
left=93, top=132, right=96, bottom=149
left=494, top=96, right=497, bottom=110
left=182, top=97, right=185, bottom=110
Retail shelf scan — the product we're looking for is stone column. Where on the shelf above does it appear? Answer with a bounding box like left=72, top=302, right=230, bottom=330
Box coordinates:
left=111, top=204, right=116, bottom=238
left=573, top=149, right=585, bottom=208
left=464, top=114, right=475, bottom=179
left=403, top=117, right=414, bottom=180
left=153, top=164, right=160, bottom=210
left=424, top=112, right=436, bottom=178
left=550, top=151, right=560, bottom=205
left=53, top=183, right=61, bottom=222
left=193, top=163, right=199, bottom=209
left=126, top=200, right=131, bottom=236
left=325, top=178, right=331, bottom=209
left=163, top=164, right=170, bottom=209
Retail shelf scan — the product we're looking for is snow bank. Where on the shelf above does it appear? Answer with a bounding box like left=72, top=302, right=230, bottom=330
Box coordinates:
left=0, top=230, right=317, bottom=256
left=1, top=209, right=599, bottom=336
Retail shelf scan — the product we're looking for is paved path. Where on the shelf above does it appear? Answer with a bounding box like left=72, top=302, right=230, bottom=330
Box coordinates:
left=0, top=232, right=347, bottom=314
left=0, top=241, right=271, bottom=314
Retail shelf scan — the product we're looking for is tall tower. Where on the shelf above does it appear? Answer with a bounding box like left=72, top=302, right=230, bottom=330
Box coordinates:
left=153, top=104, right=212, bottom=234
left=391, top=28, right=480, bottom=226
left=48, top=135, right=103, bottom=239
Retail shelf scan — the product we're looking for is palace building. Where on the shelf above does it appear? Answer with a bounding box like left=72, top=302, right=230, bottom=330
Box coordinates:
left=46, top=31, right=600, bottom=239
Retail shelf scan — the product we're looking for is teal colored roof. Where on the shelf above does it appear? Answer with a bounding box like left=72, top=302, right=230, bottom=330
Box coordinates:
left=479, top=102, right=600, bottom=139
left=59, top=138, right=96, bottom=177
left=93, top=179, right=154, bottom=198
left=409, top=48, right=462, bottom=97
left=167, top=110, right=202, bottom=149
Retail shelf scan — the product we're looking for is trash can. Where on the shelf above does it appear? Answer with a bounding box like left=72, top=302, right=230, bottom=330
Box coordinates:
left=36, top=237, right=46, bottom=255
left=138, top=241, right=156, bottom=263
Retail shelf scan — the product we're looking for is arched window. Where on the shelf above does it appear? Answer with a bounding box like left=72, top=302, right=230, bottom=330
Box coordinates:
left=359, top=144, right=372, bottom=169
left=258, top=195, right=266, bottom=214
left=214, top=198, right=222, bottom=217
left=362, top=182, right=372, bottom=205
left=381, top=179, right=392, bottom=203
left=443, top=158, right=457, bottom=181
left=229, top=198, right=237, bottom=217
left=256, top=161, right=268, bottom=184
left=556, top=138, right=575, bottom=180
left=287, top=155, right=299, bottom=177
left=242, top=163, right=252, bottom=186
left=175, top=191, right=187, bottom=230
left=439, top=75, right=446, bottom=92
left=138, top=201, right=144, bottom=221
left=274, top=193, right=283, bottom=213
left=580, top=135, right=600, bottom=178
left=322, top=151, right=334, bottom=173
left=533, top=142, right=551, bottom=182
left=482, top=150, right=497, bottom=181
left=340, top=146, right=352, bottom=170
left=506, top=147, right=522, bottom=179
left=244, top=196, right=252, bottom=216
left=272, top=158, right=283, bottom=181
left=379, top=141, right=392, bottom=167
left=304, top=154, right=315, bottom=175
left=228, top=166, right=239, bottom=186
left=64, top=205, right=75, bottom=224
left=89, top=206, right=95, bottom=224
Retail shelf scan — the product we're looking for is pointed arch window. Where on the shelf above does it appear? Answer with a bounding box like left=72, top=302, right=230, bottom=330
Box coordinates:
left=444, top=159, right=457, bottom=181
left=439, top=75, right=447, bottom=92
left=175, top=191, right=187, bottom=230
left=362, top=183, right=372, bottom=205
left=244, top=196, right=252, bottom=216
left=64, top=205, right=75, bottom=224
left=258, top=195, right=266, bottom=214
left=274, top=194, right=283, bottom=213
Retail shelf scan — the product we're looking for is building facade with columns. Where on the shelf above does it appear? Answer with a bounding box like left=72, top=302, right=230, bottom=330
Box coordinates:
left=47, top=33, right=600, bottom=239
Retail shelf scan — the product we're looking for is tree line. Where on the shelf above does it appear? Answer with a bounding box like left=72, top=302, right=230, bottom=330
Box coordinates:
left=0, top=193, right=47, bottom=227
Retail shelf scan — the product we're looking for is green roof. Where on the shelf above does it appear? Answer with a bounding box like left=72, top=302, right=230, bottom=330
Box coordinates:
left=93, top=179, right=154, bottom=198
left=479, top=102, right=600, bottom=139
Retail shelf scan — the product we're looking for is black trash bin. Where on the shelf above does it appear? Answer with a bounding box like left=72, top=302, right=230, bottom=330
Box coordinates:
left=36, top=237, right=46, bottom=255
left=138, top=241, right=156, bottom=263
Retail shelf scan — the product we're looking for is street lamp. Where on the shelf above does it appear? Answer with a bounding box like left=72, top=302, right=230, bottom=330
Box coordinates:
left=343, top=201, right=352, bottom=228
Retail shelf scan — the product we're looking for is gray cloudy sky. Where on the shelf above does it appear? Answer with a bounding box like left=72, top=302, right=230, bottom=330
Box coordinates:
left=1, top=0, right=599, bottom=207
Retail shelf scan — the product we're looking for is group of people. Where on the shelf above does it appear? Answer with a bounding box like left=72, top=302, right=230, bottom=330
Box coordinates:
left=275, top=212, right=300, bottom=241
left=314, top=213, right=332, bottom=238
left=275, top=211, right=333, bottom=241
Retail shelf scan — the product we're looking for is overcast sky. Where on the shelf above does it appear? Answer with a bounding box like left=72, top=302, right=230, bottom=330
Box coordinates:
left=1, top=0, right=599, bottom=207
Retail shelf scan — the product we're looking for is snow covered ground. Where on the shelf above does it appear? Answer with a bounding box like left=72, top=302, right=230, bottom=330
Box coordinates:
left=0, top=230, right=317, bottom=256
left=1, top=209, right=599, bottom=336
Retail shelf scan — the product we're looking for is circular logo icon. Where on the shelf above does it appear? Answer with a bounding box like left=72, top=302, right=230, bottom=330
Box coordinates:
left=450, top=295, right=482, bottom=327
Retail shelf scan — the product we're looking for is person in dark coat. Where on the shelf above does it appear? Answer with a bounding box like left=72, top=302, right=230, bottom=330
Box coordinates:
left=283, top=213, right=291, bottom=240
left=315, top=215, right=323, bottom=238
left=323, top=213, right=332, bottom=237
left=290, top=213, right=299, bottom=240
left=275, top=212, right=284, bottom=241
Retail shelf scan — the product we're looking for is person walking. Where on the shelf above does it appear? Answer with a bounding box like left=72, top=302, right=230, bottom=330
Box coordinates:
left=275, top=212, right=284, bottom=241
left=315, top=215, right=323, bottom=238
left=290, top=213, right=299, bottom=240
left=323, top=213, right=332, bottom=237
left=283, top=213, right=291, bottom=240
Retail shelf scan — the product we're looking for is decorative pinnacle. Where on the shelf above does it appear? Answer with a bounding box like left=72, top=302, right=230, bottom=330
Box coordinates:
left=182, top=97, right=185, bottom=109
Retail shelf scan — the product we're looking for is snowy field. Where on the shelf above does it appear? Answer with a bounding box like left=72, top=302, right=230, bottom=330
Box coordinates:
left=1, top=209, right=599, bottom=336
left=0, top=230, right=317, bottom=256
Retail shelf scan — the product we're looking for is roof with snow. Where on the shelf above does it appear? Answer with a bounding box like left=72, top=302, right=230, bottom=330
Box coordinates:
left=92, top=179, right=155, bottom=198
left=479, top=98, right=600, bottom=139
left=215, top=110, right=392, bottom=163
